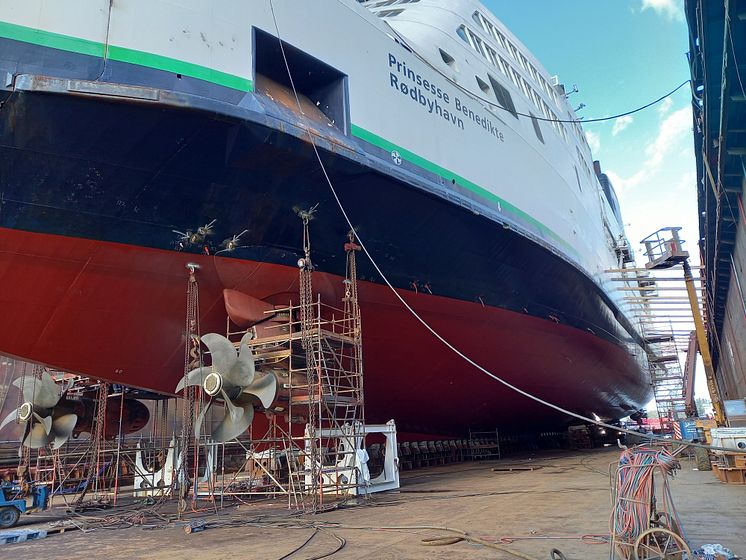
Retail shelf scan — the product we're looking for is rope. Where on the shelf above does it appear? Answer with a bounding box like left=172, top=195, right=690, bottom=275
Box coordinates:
left=266, top=3, right=739, bottom=455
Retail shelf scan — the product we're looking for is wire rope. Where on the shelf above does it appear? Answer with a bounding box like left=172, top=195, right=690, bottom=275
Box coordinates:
left=266, top=1, right=736, bottom=454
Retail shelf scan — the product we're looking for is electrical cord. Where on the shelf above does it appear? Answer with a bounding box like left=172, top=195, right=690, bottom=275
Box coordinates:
left=277, top=528, right=319, bottom=560
left=379, top=8, right=690, bottom=124
left=403, top=42, right=690, bottom=124
left=337, top=0, right=689, bottom=125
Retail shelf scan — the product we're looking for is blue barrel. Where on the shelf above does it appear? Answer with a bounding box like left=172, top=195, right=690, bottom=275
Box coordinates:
left=679, top=419, right=698, bottom=441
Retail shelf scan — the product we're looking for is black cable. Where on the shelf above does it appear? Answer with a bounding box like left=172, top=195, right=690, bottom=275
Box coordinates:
left=311, top=530, right=346, bottom=560
left=428, top=51, right=689, bottom=124
left=266, top=1, right=737, bottom=456
left=387, top=24, right=691, bottom=125
left=277, top=528, right=319, bottom=560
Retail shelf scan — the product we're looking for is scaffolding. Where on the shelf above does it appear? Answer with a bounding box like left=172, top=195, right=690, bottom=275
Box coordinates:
left=194, top=231, right=367, bottom=511
left=607, top=227, right=707, bottom=433
left=0, top=227, right=373, bottom=514
left=645, top=332, right=687, bottom=431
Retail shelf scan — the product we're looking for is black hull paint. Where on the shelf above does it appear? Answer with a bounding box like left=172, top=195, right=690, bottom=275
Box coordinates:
left=1, top=85, right=642, bottom=363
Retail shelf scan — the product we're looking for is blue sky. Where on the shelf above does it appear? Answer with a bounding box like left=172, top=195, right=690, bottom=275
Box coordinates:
left=483, top=1, right=709, bottom=405
left=484, top=0, right=696, bottom=253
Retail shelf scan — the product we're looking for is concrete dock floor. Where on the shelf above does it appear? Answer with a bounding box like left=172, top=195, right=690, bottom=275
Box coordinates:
left=5, top=448, right=746, bottom=559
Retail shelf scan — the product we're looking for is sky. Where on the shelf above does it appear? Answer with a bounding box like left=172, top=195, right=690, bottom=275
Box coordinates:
left=483, top=1, right=710, bottom=405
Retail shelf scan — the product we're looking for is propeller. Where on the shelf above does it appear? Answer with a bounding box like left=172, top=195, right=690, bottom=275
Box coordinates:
left=176, top=332, right=277, bottom=442
left=0, top=372, right=78, bottom=451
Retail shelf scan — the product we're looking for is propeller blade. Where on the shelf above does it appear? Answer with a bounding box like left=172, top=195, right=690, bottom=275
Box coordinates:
left=50, top=414, right=78, bottom=449
left=201, top=333, right=237, bottom=377
left=24, top=423, right=52, bottom=449
left=33, top=372, right=61, bottom=408
left=194, top=401, right=213, bottom=440
left=0, top=409, right=19, bottom=432
left=62, top=378, right=75, bottom=395
left=242, top=373, right=277, bottom=409
left=176, top=366, right=212, bottom=393
left=227, top=331, right=256, bottom=387
left=17, top=423, right=31, bottom=457
left=211, top=403, right=254, bottom=443
left=14, top=375, right=40, bottom=404
left=14, top=373, right=60, bottom=408
left=220, top=388, right=242, bottom=422
left=33, top=412, right=53, bottom=435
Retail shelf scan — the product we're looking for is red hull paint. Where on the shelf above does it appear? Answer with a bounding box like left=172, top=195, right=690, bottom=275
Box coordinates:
left=0, top=228, right=650, bottom=433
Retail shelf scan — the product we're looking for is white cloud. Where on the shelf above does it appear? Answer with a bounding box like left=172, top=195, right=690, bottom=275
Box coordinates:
left=603, top=107, right=692, bottom=194
left=674, top=170, right=697, bottom=192
left=645, top=107, right=691, bottom=169
left=657, top=97, right=673, bottom=116
left=606, top=169, right=650, bottom=194
left=640, top=0, right=683, bottom=20
left=585, top=130, right=601, bottom=154
left=612, top=115, right=634, bottom=136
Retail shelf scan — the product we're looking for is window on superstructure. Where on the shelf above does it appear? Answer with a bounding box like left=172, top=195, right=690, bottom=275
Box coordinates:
left=486, top=45, right=499, bottom=67
left=457, top=25, right=469, bottom=44
left=495, top=29, right=508, bottom=50
left=530, top=89, right=543, bottom=111
left=467, top=29, right=486, bottom=57
left=558, top=121, right=568, bottom=141
left=509, top=42, right=519, bottom=61
left=476, top=76, right=490, bottom=96
left=378, top=8, right=404, bottom=17
left=509, top=67, right=521, bottom=88
left=520, top=77, right=532, bottom=100
left=498, top=56, right=511, bottom=78
left=519, top=53, right=530, bottom=72
left=472, top=11, right=486, bottom=31
left=549, top=87, right=559, bottom=104
left=540, top=77, right=551, bottom=97
left=541, top=100, right=551, bottom=120
left=439, top=48, right=457, bottom=69
left=530, top=112, right=544, bottom=144
left=488, top=74, right=517, bottom=118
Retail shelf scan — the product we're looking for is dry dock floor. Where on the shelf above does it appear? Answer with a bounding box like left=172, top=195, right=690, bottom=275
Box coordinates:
left=6, top=448, right=746, bottom=559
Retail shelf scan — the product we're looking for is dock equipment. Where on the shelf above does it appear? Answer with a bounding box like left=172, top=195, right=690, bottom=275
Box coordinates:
left=607, top=227, right=726, bottom=430
left=0, top=480, right=49, bottom=529
left=641, top=228, right=725, bottom=426
left=610, top=445, right=691, bottom=559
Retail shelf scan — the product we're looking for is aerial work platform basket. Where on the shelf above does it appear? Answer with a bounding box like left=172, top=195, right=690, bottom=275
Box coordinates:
left=641, top=227, right=689, bottom=270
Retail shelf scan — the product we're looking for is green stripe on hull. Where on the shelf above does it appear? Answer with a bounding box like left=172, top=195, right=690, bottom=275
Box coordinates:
left=0, top=20, right=104, bottom=57
left=0, top=20, right=253, bottom=92
left=106, top=45, right=253, bottom=92
left=351, top=124, right=573, bottom=254
left=0, top=20, right=571, bottom=255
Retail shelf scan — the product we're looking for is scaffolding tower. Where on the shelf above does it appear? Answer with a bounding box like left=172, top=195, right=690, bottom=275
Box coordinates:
left=607, top=227, right=706, bottom=433
left=644, top=332, right=687, bottom=431
left=197, top=229, right=367, bottom=511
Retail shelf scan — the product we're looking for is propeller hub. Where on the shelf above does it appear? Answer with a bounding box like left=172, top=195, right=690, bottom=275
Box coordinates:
left=203, top=372, right=223, bottom=397
left=18, top=402, right=33, bottom=422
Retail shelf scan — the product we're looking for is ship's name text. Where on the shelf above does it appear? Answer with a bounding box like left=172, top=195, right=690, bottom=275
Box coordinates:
left=387, top=53, right=504, bottom=142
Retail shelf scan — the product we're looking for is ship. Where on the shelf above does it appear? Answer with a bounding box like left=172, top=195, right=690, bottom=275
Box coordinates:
left=0, top=0, right=651, bottom=436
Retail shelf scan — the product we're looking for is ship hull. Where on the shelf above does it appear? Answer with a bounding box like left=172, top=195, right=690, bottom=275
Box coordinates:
left=0, top=85, right=652, bottom=433
left=0, top=225, right=648, bottom=434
